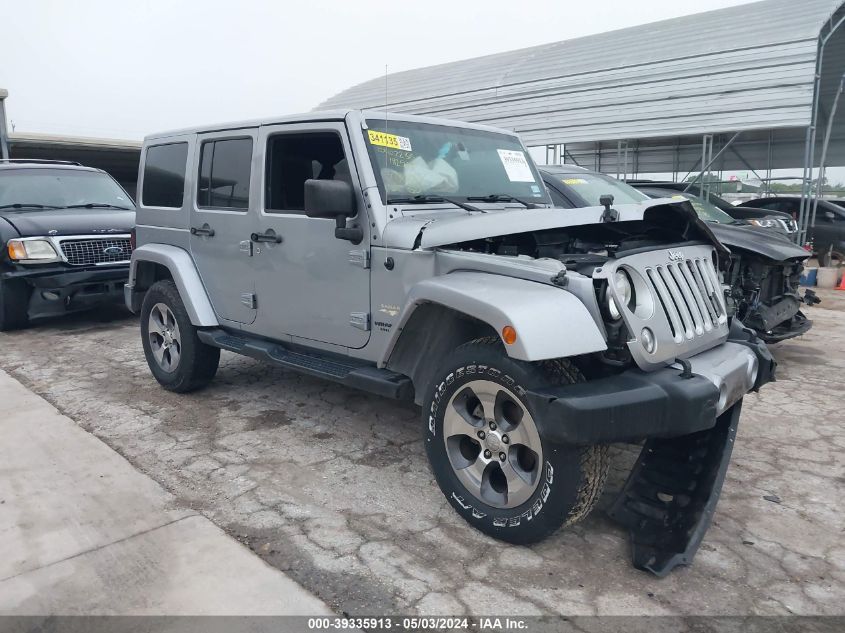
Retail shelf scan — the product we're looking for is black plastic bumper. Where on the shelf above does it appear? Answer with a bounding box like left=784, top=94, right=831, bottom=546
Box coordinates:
left=727, top=318, right=777, bottom=390
left=2, top=266, right=129, bottom=319
left=525, top=321, right=775, bottom=447
left=526, top=368, right=720, bottom=446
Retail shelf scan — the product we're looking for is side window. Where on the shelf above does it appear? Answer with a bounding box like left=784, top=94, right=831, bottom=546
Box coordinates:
left=142, top=142, right=188, bottom=208
left=265, top=132, right=349, bottom=212
left=197, top=137, right=253, bottom=209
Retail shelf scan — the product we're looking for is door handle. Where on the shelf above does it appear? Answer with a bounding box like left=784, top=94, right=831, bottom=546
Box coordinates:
left=250, top=230, right=282, bottom=244
left=190, top=225, right=215, bottom=237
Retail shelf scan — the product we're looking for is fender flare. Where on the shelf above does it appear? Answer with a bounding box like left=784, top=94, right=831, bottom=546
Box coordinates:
left=127, top=244, right=218, bottom=326
left=382, top=271, right=607, bottom=364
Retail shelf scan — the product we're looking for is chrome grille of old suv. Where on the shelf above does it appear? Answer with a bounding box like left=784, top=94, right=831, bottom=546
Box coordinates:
left=596, top=245, right=729, bottom=371
left=59, top=237, right=132, bottom=266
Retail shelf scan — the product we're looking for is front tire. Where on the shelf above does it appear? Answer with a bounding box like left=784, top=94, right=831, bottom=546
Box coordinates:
left=140, top=280, right=220, bottom=392
left=424, top=338, right=609, bottom=544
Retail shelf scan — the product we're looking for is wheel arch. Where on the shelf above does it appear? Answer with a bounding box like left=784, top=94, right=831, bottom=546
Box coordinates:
left=383, top=272, right=607, bottom=404
left=127, top=244, right=218, bottom=326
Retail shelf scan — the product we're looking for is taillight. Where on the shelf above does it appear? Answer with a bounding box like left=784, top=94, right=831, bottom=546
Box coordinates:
left=130, top=228, right=136, bottom=251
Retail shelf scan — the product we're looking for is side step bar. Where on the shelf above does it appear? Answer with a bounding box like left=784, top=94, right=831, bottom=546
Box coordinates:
left=607, top=400, right=742, bottom=577
left=197, top=328, right=414, bottom=401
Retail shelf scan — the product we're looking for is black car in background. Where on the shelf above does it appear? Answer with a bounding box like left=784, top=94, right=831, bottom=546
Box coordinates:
left=626, top=180, right=798, bottom=236
left=0, top=160, right=136, bottom=330
left=741, top=196, right=845, bottom=267
left=541, top=166, right=815, bottom=342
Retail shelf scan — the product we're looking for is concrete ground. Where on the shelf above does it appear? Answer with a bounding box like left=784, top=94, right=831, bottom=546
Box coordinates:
left=0, top=291, right=843, bottom=616
left=0, top=367, right=331, bottom=615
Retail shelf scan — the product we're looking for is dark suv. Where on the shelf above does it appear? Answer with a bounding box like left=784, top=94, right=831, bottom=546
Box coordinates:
left=741, top=196, right=845, bottom=266
left=0, top=159, right=136, bottom=330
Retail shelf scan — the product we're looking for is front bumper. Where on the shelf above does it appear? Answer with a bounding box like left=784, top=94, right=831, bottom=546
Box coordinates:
left=526, top=321, right=775, bottom=446
left=2, top=265, right=129, bottom=319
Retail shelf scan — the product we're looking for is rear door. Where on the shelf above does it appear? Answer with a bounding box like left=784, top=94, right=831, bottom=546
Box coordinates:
left=189, top=131, right=258, bottom=325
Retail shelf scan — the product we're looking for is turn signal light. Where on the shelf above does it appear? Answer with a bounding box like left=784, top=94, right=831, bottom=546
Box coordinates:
left=502, top=326, right=517, bottom=345
left=7, top=240, right=27, bottom=261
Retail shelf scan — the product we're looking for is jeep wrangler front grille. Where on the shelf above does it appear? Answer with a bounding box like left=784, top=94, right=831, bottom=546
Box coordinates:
left=60, top=237, right=132, bottom=266
left=645, top=258, right=726, bottom=343
left=596, top=245, right=730, bottom=371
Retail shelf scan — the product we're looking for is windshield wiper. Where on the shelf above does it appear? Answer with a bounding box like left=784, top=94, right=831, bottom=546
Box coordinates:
left=466, top=194, right=540, bottom=209
left=65, top=203, right=132, bottom=210
left=0, top=203, right=60, bottom=210
left=387, top=194, right=485, bottom=213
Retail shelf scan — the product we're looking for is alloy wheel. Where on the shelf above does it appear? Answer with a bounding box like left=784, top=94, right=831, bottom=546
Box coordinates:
left=443, top=379, right=543, bottom=509
left=148, top=303, right=182, bottom=372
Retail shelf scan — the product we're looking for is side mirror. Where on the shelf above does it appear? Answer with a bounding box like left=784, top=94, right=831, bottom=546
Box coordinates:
left=303, top=179, right=362, bottom=244
left=824, top=211, right=835, bottom=221
left=304, top=179, right=355, bottom=218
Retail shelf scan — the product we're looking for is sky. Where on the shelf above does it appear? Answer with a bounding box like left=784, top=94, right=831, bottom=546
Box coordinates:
left=2, top=0, right=841, bottom=184
left=2, top=0, right=758, bottom=139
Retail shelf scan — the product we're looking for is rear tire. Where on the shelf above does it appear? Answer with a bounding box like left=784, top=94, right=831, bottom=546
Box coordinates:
left=140, top=280, right=220, bottom=392
left=818, top=249, right=844, bottom=269
left=423, top=338, right=609, bottom=544
left=0, top=278, right=31, bottom=332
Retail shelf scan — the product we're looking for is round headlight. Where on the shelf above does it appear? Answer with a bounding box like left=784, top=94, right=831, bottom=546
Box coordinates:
left=606, top=270, right=633, bottom=320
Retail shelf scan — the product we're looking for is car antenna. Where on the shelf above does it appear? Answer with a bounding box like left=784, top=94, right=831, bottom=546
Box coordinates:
left=600, top=194, right=619, bottom=222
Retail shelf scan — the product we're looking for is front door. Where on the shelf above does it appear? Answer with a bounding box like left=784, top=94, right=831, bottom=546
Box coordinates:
left=247, top=122, right=370, bottom=349
left=189, top=132, right=258, bottom=325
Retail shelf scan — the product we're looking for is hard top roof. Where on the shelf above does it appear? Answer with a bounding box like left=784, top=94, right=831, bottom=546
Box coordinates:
left=144, top=110, right=523, bottom=142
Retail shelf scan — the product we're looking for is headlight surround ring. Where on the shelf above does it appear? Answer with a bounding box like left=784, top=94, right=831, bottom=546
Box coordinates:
left=605, top=269, right=635, bottom=321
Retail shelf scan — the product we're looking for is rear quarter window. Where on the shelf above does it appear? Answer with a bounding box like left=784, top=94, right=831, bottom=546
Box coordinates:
left=142, top=142, right=189, bottom=208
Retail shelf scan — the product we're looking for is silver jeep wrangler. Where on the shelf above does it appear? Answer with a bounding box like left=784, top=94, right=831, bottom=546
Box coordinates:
left=126, top=110, right=775, bottom=575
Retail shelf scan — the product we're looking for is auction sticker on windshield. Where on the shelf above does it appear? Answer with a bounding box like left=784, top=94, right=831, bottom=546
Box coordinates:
left=368, top=130, right=412, bottom=152
left=497, top=149, right=534, bottom=182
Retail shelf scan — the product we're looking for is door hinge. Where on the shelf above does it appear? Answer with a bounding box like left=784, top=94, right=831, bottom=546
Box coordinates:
left=349, top=250, right=370, bottom=269
left=349, top=312, right=370, bottom=331
left=241, top=293, right=257, bottom=309
left=239, top=240, right=254, bottom=256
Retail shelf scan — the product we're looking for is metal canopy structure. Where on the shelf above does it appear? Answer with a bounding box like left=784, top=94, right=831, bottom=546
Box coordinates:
left=320, top=0, right=845, bottom=243
left=0, top=91, right=142, bottom=194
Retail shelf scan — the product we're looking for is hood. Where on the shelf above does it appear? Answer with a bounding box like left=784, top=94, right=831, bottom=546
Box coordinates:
left=708, top=223, right=808, bottom=261
left=381, top=199, right=726, bottom=255
left=0, top=208, right=135, bottom=238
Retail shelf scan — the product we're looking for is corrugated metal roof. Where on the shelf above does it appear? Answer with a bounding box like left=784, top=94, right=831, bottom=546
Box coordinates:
left=318, top=0, right=845, bottom=145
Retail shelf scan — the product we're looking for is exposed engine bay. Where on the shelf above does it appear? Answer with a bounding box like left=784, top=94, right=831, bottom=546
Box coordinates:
left=441, top=211, right=724, bottom=374
left=442, top=211, right=718, bottom=275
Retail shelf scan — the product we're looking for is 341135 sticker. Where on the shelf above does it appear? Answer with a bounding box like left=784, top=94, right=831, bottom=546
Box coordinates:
left=367, top=130, right=412, bottom=152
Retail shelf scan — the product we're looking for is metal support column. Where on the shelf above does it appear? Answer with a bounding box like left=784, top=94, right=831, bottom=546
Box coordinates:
left=798, top=12, right=845, bottom=245
left=615, top=140, right=629, bottom=180
left=0, top=89, right=10, bottom=160
left=684, top=132, right=740, bottom=193
left=810, top=73, right=845, bottom=233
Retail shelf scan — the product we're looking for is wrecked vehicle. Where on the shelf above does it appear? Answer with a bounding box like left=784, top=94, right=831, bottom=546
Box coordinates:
left=540, top=166, right=815, bottom=343
left=629, top=181, right=817, bottom=343
left=127, top=111, right=774, bottom=576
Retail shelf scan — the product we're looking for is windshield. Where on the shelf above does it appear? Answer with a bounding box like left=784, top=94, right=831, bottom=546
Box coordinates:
left=643, top=189, right=735, bottom=224
left=363, top=119, right=549, bottom=205
left=553, top=172, right=649, bottom=206
left=0, top=168, right=133, bottom=209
